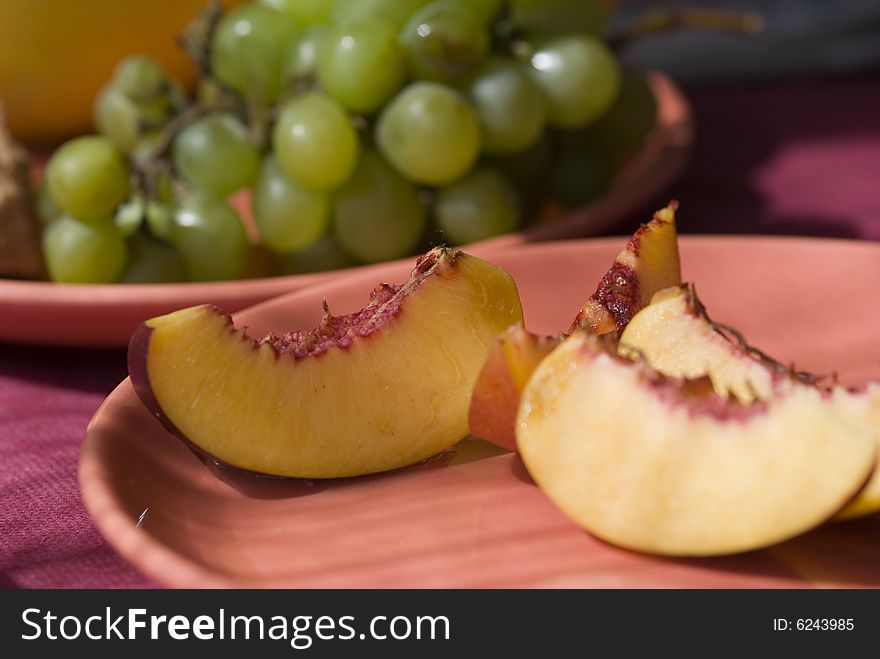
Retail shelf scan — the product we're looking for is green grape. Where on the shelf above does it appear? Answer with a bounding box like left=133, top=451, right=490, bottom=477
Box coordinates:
left=488, top=130, right=555, bottom=220
left=400, top=1, right=490, bottom=82
left=511, top=0, right=607, bottom=37
left=252, top=156, right=329, bottom=253
left=114, top=198, right=145, bottom=236
left=548, top=147, right=610, bottom=210
left=448, top=0, right=502, bottom=23
left=576, top=69, right=658, bottom=166
left=34, top=181, right=61, bottom=226
left=333, top=149, right=427, bottom=263
left=95, top=86, right=146, bottom=152
left=260, top=0, right=332, bottom=25
left=112, top=56, right=167, bottom=102
left=42, top=216, right=128, bottom=284
left=376, top=82, right=481, bottom=185
left=145, top=202, right=173, bottom=240
left=332, top=0, right=432, bottom=29
left=211, top=4, right=299, bottom=103
left=317, top=19, right=406, bottom=114
left=283, top=26, right=327, bottom=84
left=172, top=113, right=260, bottom=197
left=169, top=192, right=251, bottom=281
left=489, top=130, right=555, bottom=185
left=275, top=236, right=358, bottom=274
left=435, top=166, right=521, bottom=244
left=45, top=135, right=130, bottom=222
left=468, top=57, right=545, bottom=154
left=94, top=84, right=173, bottom=152
left=273, top=92, right=359, bottom=190
left=526, top=35, right=620, bottom=129
left=120, top=232, right=186, bottom=284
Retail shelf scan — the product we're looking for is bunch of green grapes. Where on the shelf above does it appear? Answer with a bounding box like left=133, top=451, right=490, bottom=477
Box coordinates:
left=39, top=0, right=657, bottom=283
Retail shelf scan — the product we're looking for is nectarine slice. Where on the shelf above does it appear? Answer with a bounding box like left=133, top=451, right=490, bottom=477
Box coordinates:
left=468, top=326, right=561, bottom=451
left=829, top=385, right=880, bottom=520
left=128, top=247, right=523, bottom=478
left=619, top=284, right=777, bottom=403
left=621, top=284, right=880, bottom=520
left=469, top=204, right=682, bottom=449
left=516, top=333, right=875, bottom=556
left=572, top=203, right=681, bottom=334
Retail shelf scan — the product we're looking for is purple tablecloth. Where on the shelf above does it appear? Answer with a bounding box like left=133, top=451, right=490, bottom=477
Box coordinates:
left=2, top=72, right=879, bottom=589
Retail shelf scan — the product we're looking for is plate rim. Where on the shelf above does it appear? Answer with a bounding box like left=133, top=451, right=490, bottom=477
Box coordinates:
left=79, top=380, right=239, bottom=589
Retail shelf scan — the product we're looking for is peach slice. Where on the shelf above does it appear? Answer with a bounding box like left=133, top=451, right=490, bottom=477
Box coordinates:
left=620, top=284, right=880, bottom=520
left=468, top=326, right=561, bottom=451
left=619, top=284, right=778, bottom=403
left=468, top=204, right=682, bottom=449
left=516, top=333, right=876, bottom=556
left=829, top=385, right=880, bottom=520
left=128, top=247, right=523, bottom=479
left=571, top=203, right=681, bottom=334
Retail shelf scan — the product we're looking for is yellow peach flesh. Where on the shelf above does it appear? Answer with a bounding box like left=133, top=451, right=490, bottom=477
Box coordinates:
left=517, top=333, right=876, bottom=556
left=135, top=249, right=523, bottom=478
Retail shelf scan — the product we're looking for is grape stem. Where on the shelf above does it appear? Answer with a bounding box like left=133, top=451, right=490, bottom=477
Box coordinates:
left=176, top=0, right=223, bottom=80
left=177, top=0, right=272, bottom=148
left=130, top=104, right=200, bottom=202
left=133, top=0, right=264, bottom=202
left=491, top=1, right=531, bottom=60
left=609, top=8, right=765, bottom=50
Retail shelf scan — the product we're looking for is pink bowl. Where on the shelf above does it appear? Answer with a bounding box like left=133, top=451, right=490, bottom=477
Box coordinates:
left=0, top=73, right=692, bottom=347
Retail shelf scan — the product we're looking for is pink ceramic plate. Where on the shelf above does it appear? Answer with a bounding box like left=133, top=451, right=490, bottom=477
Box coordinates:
left=1, top=73, right=691, bottom=348
left=80, top=236, right=880, bottom=588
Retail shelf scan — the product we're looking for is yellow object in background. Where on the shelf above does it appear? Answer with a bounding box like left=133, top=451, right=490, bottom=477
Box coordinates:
left=0, top=0, right=243, bottom=146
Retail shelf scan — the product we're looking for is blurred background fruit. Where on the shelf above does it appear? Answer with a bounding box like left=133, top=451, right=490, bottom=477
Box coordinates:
left=0, top=0, right=244, bottom=146
left=11, top=0, right=693, bottom=285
